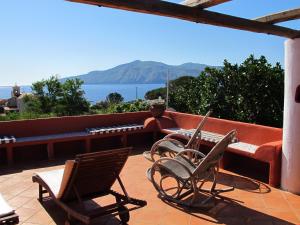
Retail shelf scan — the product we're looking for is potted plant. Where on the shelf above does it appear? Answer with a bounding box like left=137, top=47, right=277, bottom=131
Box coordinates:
left=149, top=98, right=166, bottom=118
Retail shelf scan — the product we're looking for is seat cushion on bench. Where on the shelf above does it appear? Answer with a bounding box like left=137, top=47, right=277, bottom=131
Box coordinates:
left=0, top=194, right=14, bottom=217
left=228, top=142, right=258, bottom=155
left=168, top=128, right=233, bottom=144
left=87, top=124, right=144, bottom=135
left=0, top=136, right=16, bottom=144
left=176, top=129, right=225, bottom=143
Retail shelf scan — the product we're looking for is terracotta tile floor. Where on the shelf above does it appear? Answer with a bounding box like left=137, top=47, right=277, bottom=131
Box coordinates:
left=1, top=148, right=300, bottom=225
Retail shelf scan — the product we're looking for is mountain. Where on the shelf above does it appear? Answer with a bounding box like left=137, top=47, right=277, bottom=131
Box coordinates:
left=61, top=60, right=220, bottom=84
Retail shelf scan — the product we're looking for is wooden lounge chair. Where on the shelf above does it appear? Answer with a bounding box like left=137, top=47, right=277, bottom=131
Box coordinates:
left=0, top=194, right=19, bottom=224
left=143, top=110, right=212, bottom=161
left=32, top=147, right=146, bottom=225
left=147, top=130, right=236, bottom=208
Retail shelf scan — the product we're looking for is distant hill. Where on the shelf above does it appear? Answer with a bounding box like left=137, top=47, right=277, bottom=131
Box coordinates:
left=61, top=60, right=220, bottom=84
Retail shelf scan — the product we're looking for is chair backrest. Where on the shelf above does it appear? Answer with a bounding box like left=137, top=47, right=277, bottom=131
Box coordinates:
left=186, top=110, right=212, bottom=148
left=61, top=147, right=131, bottom=201
left=192, top=130, right=236, bottom=176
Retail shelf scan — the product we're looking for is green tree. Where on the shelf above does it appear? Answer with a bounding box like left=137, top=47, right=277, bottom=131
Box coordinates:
left=55, top=79, right=90, bottom=116
left=147, top=55, right=284, bottom=127
left=195, top=55, right=284, bottom=127
left=145, top=87, right=166, bottom=100
left=106, top=92, right=124, bottom=104
left=169, top=76, right=197, bottom=112
left=26, top=76, right=90, bottom=116
left=30, top=76, right=62, bottom=113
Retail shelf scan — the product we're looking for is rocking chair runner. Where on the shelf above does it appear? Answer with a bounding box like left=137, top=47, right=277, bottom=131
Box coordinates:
left=32, top=147, right=146, bottom=225
left=147, top=130, right=236, bottom=208
left=143, top=111, right=212, bottom=162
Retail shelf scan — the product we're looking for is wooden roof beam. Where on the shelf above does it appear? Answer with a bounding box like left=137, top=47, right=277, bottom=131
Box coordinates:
left=181, top=0, right=231, bottom=9
left=255, top=8, right=300, bottom=24
left=66, top=0, right=300, bottom=39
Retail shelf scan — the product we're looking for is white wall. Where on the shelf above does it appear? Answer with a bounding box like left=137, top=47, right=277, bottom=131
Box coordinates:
left=282, top=38, right=300, bottom=193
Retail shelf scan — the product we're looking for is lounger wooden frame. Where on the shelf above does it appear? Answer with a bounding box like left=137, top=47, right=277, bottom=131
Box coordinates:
left=147, top=130, right=236, bottom=208
left=32, top=147, right=146, bottom=225
left=144, top=110, right=212, bottom=161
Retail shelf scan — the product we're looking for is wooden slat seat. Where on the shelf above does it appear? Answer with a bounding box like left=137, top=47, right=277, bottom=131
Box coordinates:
left=32, top=148, right=147, bottom=224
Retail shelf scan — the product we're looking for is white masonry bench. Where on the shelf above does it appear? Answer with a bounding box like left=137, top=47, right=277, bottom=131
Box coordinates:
left=167, top=128, right=259, bottom=156
left=160, top=127, right=282, bottom=187
left=0, top=124, right=144, bottom=165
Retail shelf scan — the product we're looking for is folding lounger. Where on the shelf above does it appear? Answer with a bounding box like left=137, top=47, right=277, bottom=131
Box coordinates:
left=0, top=194, right=19, bottom=224
left=143, top=110, right=212, bottom=161
left=147, top=130, right=236, bottom=208
left=32, top=147, right=146, bottom=225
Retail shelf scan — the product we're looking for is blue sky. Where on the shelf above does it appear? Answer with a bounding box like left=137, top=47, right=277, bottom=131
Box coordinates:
left=0, top=0, right=299, bottom=85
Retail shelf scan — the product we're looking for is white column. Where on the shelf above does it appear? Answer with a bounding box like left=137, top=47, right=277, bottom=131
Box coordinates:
left=282, top=38, right=300, bottom=193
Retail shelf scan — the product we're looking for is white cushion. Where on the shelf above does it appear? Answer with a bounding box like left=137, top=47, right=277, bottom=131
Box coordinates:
left=35, top=169, right=64, bottom=197
left=228, top=142, right=258, bottom=154
left=34, top=160, right=75, bottom=199
left=0, top=194, right=14, bottom=217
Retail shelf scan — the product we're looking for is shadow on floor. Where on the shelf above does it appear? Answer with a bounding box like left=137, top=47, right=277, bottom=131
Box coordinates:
left=161, top=195, right=295, bottom=225
left=217, top=171, right=271, bottom=194
left=40, top=197, right=130, bottom=225
left=0, top=146, right=147, bottom=176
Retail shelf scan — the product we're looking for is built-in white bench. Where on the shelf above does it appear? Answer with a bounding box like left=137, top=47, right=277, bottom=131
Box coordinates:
left=1, top=124, right=144, bottom=164
left=163, top=128, right=259, bottom=155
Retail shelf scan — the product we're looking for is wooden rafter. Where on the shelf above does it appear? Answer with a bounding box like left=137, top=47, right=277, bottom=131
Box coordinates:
left=181, top=0, right=231, bottom=8
left=255, top=8, right=300, bottom=24
left=66, top=0, right=300, bottom=38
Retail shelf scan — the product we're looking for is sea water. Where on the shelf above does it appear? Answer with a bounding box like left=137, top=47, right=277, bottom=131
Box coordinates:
left=0, top=84, right=164, bottom=103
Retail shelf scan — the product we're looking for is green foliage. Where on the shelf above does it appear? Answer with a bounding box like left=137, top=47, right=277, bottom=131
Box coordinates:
left=197, top=55, right=284, bottom=127
left=26, top=76, right=90, bottom=116
left=169, top=76, right=197, bottom=112
left=0, top=111, right=54, bottom=121
left=56, top=79, right=90, bottom=116
left=91, top=101, right=109, bottom=111
left=151, top=55, right=283, bottom=127
left=30, top=76, right=62, bottom=113
left=91, top=92, right=125, bottom=114
left=110, top=100, right=150, bottom=113
left=106, top=92, right=124, bottom=104
left=145, top=87, right=166, bottom=100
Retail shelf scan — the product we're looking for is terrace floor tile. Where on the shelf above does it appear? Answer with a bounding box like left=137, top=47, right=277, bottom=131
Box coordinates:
left=0, top=147, right=299, bottom=225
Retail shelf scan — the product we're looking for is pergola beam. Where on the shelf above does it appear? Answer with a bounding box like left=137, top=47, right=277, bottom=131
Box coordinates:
left=181, top=0, right=231, bottom=8
left=67, top=0, right=300, bottom=39
left=255, top=8, right=300, bottom=24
